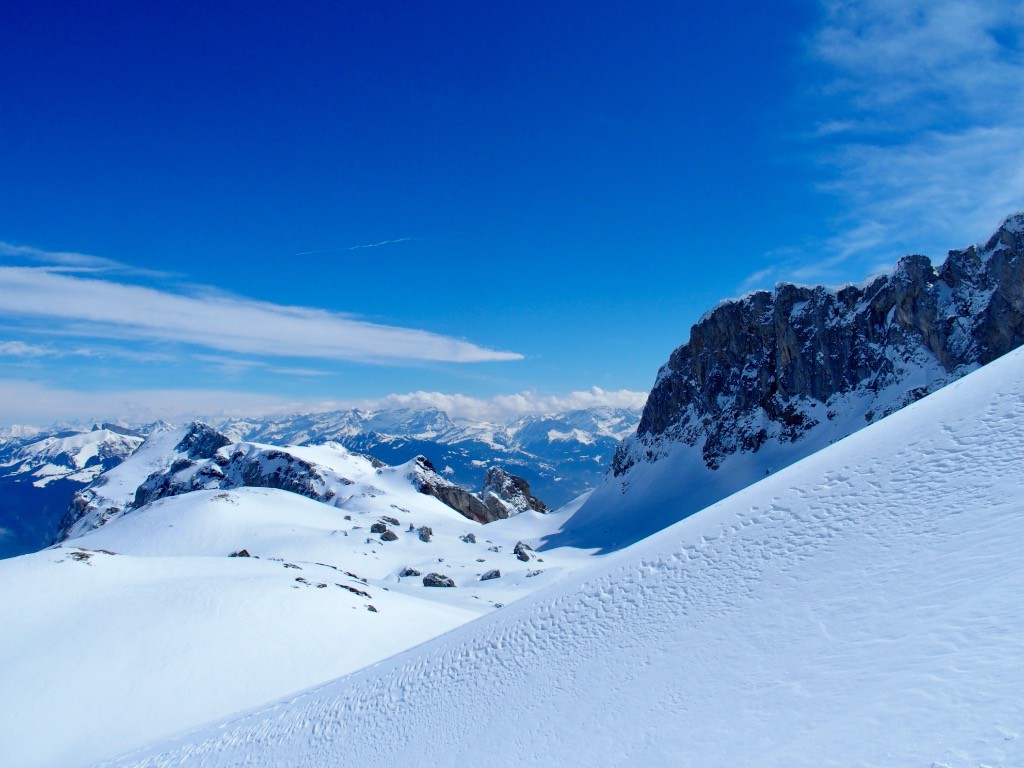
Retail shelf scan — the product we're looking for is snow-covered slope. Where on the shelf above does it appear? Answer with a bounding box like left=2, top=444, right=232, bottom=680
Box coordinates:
left=559, top=212, right=1024, bottom=550
left=0, top=425, right=144, bottom=558
left=106, top=344, right=1024, bottom=768
left=0, top=434, right=595, bottom=768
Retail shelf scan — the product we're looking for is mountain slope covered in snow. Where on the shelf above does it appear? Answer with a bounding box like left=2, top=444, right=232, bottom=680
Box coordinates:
left=0, top=425, right=144, bottom=558
left=0, top=427, right=596, bottom=768
left=558, top=212, right=1024, bottom=550
left=106, top=344, right=1024, bottom=768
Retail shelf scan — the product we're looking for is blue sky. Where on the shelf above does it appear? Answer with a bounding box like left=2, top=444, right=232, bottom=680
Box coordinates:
left=2, top=0, right=1023, bottom=424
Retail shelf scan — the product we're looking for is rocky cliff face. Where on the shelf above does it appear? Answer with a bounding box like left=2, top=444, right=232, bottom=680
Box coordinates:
left=58, top=423, right=227, bottom=540
left=407, top=457, right=544, bottom=524
left=481, top=466, right=549, bottom=517
left=407, top=456, right=496, bottom=524
left=559, top=212, right=1024, bottom=551
left=627, top=212, right=1024, bottom=472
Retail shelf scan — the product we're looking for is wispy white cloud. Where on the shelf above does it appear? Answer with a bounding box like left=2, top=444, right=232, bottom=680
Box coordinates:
left=295, top=237, right=414, bottom=256
left=0, top=267, right=522, bottom=364
left=0, top=339, right=171, bottom=362
left=192, top=354, right=330, bottom=377
left=797, top=0, right=1024, bottom=274
left=0, top=380, right=304, bottom=425
left=0, top=381, right=647, bottom=426
left=0, top=340, right=51, bottom=357
left=363, top=387, right=649, bottom=422
left=0, top=242, right=173, bottom=278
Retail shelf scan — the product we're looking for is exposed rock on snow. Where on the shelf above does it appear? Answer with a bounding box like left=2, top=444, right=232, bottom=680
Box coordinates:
left=409, top=456, right=497, bottom=523
left=481, top=466, right=549, bottom=518
left=422, top=573, right=455, bottom=588
left=513, top=541, right=534, bottom=562
left=173, top=422, right=231, bottom=461
left=564, top=212, right=1024, bottom=550
left=3, top=406, right=636, bottom=560
left=59, top=433, right=553, bottom=543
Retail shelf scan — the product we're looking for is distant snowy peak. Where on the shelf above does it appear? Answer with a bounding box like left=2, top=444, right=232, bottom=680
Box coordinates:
left=0, top=426, right=144, bottom=488
left=224, top=405, right=641, bottom=452
left=0, top=424, right=44, bottom=441
left=220, top=405, right=642, bottom=509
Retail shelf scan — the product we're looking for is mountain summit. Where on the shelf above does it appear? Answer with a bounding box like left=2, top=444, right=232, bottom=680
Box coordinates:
left=557, top=212, right=1024, bottom=550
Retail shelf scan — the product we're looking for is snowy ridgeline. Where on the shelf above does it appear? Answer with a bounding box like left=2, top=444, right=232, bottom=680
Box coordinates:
left=0, top=406, right=641, bottom=559
left=100, top=345, right=1024, bottom=768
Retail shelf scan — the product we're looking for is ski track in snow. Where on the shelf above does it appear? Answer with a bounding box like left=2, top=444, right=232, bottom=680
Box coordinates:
left=103, top=348, right=1024, bottom=768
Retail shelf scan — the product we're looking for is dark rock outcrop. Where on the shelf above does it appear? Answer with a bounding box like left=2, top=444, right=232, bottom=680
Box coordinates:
left=175, top=422, right=232, bottom=461
left=480, top=569, right=501, bottom=581
left=481, top=467, right=549, bottom=517
left=514, top=541, right=534, bottom=562
left=422, top=573, right=455, bottom=588
left=408, top=456, right=499, bottom=523
left=132, top=442, right=353, bottom=511
left=554, top=213, right=1024, bottom=553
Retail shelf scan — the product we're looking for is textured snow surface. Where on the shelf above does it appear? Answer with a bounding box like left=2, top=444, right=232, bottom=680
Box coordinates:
left=101, top=346, right=1024, bottom=768
left=0, top=447, right=593, bottom=767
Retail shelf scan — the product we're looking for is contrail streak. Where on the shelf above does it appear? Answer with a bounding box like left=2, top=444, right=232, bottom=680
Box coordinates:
left=295, top=237, right=413, bottom=256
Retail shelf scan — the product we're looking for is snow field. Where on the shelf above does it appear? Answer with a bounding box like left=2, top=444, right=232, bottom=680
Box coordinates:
left=0, top=453, right=595, bottom=768
left=107, top=346, right=1024, bottom=768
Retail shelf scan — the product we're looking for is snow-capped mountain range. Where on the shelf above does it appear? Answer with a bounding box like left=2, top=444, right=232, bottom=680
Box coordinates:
left=558, top=211, right=1024, bottom=550
left=222, top=405, right=640, bottom=505
left=56, top=421, right=550, bottom=542
left=0, top=406, right=640, bottom=559
left=0, top=424, right=145, bottom=558
left=100, top=324, right=1024, bottom=768
left=4, top=213, right=1024, bottom=766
